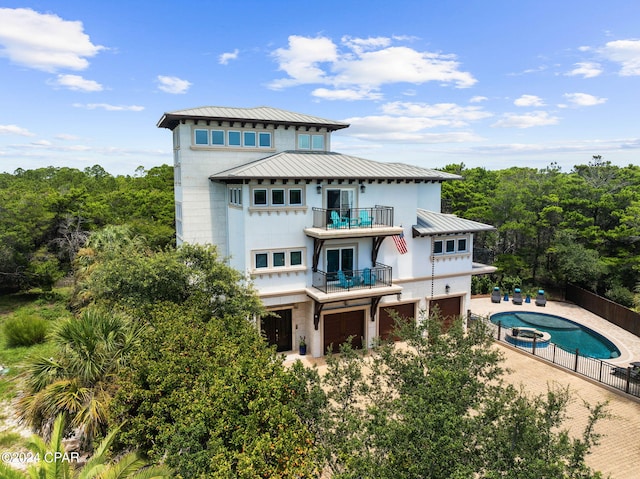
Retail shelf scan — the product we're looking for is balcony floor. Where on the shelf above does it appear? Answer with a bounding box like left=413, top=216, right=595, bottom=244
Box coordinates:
left=306, top=284, right=403, bottom=303
left=304, top=225, right=403, bottom=239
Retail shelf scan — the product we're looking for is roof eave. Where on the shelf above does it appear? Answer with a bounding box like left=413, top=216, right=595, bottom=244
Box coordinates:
left=157, top=113, right=349, bottom=131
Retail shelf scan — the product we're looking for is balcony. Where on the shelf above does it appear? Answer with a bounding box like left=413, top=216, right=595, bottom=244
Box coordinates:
left=304, top=206, right=403, bottom=239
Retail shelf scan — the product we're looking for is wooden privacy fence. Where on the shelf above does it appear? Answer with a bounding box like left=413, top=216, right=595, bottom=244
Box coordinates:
left=566, top=283, right=640, bottom=337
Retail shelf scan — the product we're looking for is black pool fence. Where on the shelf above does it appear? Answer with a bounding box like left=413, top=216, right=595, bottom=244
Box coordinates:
left=473, top=314, right=640, bottom=398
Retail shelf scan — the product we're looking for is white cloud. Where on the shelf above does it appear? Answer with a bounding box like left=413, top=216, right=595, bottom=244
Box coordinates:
left=565, top=62, right=602, bottom=78
left=219, top=49, right=239, bottom=65
left=157, top=75, right=192, bottom=94
left=492, top=111, right=560, bottom=129
left=51, top=74, right=103, bottom=92
left=269, top=35, right=476, bottom=96
left=312, top=87, right=383, bottom=101
left=562, top=92, right=607, bottom=107
left=381, top=101, right=492, bottom=124
left=55, top=133, right=79, bottom=141
left=514, top=95, right=544, bottom=107
left=73, top=103, right=145, bottom=111
left=470, top=96, right=488, bottom=103
left=0, top=124, right=35, bottom=136
left=600, top=39, right=640, bottom=76
left=0, top=7, right=104, bottom=72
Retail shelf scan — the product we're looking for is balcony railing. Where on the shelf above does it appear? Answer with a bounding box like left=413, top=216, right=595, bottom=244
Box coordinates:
left=312, top=263, right=393, bottom=294
left=310, top=206, right=394, bottom=230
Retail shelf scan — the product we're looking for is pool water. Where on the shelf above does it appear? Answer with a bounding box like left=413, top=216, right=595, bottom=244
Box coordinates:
left=490, top=311, right=620, bottom=359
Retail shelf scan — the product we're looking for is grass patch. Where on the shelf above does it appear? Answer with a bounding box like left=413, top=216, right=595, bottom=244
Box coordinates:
left=0, top=431, right=26, bottom=449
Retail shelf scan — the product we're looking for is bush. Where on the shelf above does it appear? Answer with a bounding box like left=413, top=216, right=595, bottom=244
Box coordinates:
left=3, top=311, right=48, bottom=347
left=605, top=284, right=635, bottom=308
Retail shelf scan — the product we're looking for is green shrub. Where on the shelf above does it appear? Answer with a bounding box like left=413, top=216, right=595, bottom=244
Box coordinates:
left=3, top=311, right=48, bottom=347
left=605, top=284, right=635, bottom=308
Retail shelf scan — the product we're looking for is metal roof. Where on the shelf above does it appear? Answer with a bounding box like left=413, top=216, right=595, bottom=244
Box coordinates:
left=209, top=151, right=461, bottom=181
left=413, top=209, right=495, bottom=235
left=157, top=106, right=350, bottom=131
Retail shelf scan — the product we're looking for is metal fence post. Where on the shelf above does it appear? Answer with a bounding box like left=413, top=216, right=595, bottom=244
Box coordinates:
left=574, top=349, right=580, bottom=372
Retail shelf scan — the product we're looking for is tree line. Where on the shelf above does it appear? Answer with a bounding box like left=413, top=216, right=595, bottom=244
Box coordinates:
left=0, top=165, right=175, bottom=293
left=441, top=156, right=640, bottom=309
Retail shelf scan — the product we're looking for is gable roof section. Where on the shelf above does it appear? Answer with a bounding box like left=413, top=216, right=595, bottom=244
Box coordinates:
left=157, top=106, right=350, bottom=131
left=414, top=209, right=495, bottom=236
left=210, top=151, right=461, bottom=182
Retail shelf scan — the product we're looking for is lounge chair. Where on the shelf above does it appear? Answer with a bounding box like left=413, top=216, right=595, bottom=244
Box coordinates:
left=358, top=209, right=372, bottom=227
left=611, top=365, right=640, bottom=380
left=329, top=210, right=349, bottom=229
left=535, top=289, right=546, bottom=307
left=362, top=267, right=377, bottom=286
left=491, top=287, right=501, bottom=303
left=512, top=288, right=523, bottom=305
left=337, top=270, right=355, bottom=289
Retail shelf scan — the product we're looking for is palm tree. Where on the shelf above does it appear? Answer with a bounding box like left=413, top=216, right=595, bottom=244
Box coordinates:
left=0, top=415, right=172, bottom=479
left=17, top=308, right=142, bottom=450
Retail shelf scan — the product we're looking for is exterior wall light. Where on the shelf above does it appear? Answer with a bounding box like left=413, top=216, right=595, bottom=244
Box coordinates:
left=360, top=184, right=366, bottom=193
left=316, top=184, right=322, bottom=194
left=445, top=284, right=450, bottom=294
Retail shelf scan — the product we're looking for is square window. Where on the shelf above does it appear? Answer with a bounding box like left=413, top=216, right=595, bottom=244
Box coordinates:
left=255, top=253, right=268, bottom=269
left=298, top=134, right=310, bottom=149
left=271, top=189, right=285, bottom=205
left=458, top=238, right=467, bottom=251
left=258, top=132, right=271, bottom=147
left=228, top=131, right=241, bottom=146
left=244, top=131, right=256, bottom=147
left=290, top=251, right=302, bottom=266
left=195, top=129, right=208, bottom=145
left=433, top=241, right=443, bottom=254
left=289, top=189, right=302, bottom=205
left=211, top=130, right=224, bottom=145
left=446, top=239, right=455, bottom=253
left=273, top=252, right=285, bottom=267
left=312, top=135, right=324, bottom=150
left=253, top=189, right=267, bottom=205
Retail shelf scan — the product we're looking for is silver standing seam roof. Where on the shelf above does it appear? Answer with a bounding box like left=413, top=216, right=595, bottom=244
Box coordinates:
left=414, top=209, right=495, bottom=236
left=210, top=151, right=462, bottom=182
left=157, top=106, right=350, bottom=131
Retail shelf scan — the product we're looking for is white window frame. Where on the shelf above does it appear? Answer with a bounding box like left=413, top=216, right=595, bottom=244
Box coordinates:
left=251, top=248, right=306, bottom=272
left=243, top=131, right=256, bottom=147
left=253, top=188, right=268, bottom=206
left=211, top=129, right=225, bottom=146
left=194, top=129, right=209, bottom=145
left=258, top=131, right=272, bottom=148
left=432, top=235, right=470, bottom=256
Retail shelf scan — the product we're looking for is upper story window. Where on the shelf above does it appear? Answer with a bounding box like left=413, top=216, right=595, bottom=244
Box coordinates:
left=298, top=133, right=325, bottom=150
left=433, top=236, right=469, bottom=256
left=252, top=186, right=305, bottom=208
left=193, top=127, right=272, bottom=149
left=229, top=186, right=243, bottom=206
left=252, top=247, right=306, bottom=272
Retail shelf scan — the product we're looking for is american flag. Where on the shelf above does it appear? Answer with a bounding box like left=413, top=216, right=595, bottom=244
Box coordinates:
left=393, top=231, right=408, bottom=254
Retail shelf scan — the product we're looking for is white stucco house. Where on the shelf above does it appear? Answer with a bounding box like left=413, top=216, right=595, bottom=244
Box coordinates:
left=158, top=106, right=495, bottom=357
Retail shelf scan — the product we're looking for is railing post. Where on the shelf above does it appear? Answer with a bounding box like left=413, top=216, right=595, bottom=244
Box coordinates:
left=626, top=367, right=631, bottom=394
left=574, top=349, right=580, bottom=372
left=532, top=336, right=537, bottom=355
left=552, top=343, right=556, bottom=364
left=497, top=321, right=502, bottom=341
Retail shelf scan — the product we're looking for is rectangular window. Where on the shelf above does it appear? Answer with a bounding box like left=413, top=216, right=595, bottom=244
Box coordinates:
left=289, top=189, right=302, bottom=205
left=446, top=239, right=455, bottom=253
left=258, top=132, right=271, bottom=147
left=273, top=252, right=285, bottom=267
left=433, top=241, right=443, bottom=254
left=312, top=134, right=324, bottom=150
left=195, top=129, right=208, bottom=145
left=271, top=189, right=285, bottom=205
left=255, top=253, right=268, bottom=269
left=298, top=134, right=310, bottom=149
left=458, top=238, right=467, bottom=252
left=253, top=189, right=267, bottom=206
left=290, top=250, right=302, bottom=266
left=243, top=131, right=256, bottom=147
left=229, top=187, right=242, bottom=206
left=228, top=130, right=241, bottom=146
left=211, top=130, right=225, bottom=145
left=326, top=247, right=354, bottom=273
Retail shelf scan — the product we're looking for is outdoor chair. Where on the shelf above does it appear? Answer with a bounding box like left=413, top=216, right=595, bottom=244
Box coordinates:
left=611, top=365, right=640, bottom=380
left=512, top=288, right=523, bottom=305
left=535, top=289, right=546, bottom=307
left=358, top=209, right=373, bottom=227
left=491, top=287, right=501, bottom=303
left=362, top=267, right=377, bottom=286
left=329, top=210, right=349, bottom=229
left=337, top=270, right=355, bottom=289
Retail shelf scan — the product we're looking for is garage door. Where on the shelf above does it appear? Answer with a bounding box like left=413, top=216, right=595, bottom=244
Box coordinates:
left=429, top=296, right=461, bottom=331
left=324, top=310, right=365, bottom=353
left=379, top=303, right=415, bottom=341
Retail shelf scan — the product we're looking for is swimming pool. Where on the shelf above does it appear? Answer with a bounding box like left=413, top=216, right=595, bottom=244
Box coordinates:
left=490, top=311, right=620, bottom=359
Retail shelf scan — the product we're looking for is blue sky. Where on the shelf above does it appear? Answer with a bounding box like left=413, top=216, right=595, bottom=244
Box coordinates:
left=1, top=1, right=639, bottom=176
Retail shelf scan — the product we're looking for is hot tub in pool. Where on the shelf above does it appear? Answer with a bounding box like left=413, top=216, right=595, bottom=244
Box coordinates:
left=490, top=311, right=620, bottom=359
